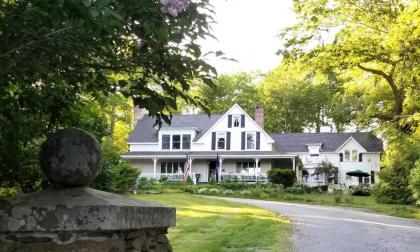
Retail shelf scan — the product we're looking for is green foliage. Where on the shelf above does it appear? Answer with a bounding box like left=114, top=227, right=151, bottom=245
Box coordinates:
left=184, top=72, right=261, bottom=115
left=208, top=176, right=217, bottom=185
left=267, top=169, right=296, bottom=188
left=91, top=143, right=138, bottom=193
left=374, top=131, right=420, bottom=204
left=410, top=160, right=420, bottom=202
left=280, top=0, right=420, bottom=203
left=0, top=0, right=217, bottom=192
left=350, top=184, right=371, bottom=196
left=259, top=63, right=352, bottom=132
left=315, top=161, right=338, bottom=185
left=284, top=186, right=305, bottom=195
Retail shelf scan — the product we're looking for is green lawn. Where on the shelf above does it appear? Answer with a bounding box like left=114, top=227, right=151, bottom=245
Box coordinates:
left=133, top=193, right=292, bottom=252
left=215, top=192, right=420, bottom=220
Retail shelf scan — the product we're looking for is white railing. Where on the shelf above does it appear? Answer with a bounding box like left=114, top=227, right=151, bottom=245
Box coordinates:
left=139, top=172, right=268, bottom=183
left=221, top=172, right=268, bottom=182
left=140, top=172, right=185, bottom=182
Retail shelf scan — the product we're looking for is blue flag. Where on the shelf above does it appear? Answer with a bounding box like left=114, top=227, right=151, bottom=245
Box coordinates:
left=215, top=153, right=221, bottom=183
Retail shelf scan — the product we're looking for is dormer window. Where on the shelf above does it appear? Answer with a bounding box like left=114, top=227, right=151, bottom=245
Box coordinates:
left=307, top=144, right=321, bottom=156
left=217, top=132, right=226, bottom=150
left=246, top=132, right=256, bottom=150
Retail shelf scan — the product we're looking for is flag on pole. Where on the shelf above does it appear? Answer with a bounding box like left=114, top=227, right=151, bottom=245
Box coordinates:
left=215, top=153, right=221, bottom=183
left=183, top=155, right=190, bottom=181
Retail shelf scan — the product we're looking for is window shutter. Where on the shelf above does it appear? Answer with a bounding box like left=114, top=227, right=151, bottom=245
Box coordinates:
left=359, top=153, right=363, bottom=162
left=241, top=132, right=245, bottom=150
left=339, top=153, right=343, bottom=162
left=241, top=114, right=245, bottom=128
left=228, top=115, right=232, bottom=128
left=226, top=132, right=231, bottom=150
left=370, top=171, right=375, bottom=184
left=256, top=132, right=260, bottom=150
left=211, top=132, right=216, bottom=150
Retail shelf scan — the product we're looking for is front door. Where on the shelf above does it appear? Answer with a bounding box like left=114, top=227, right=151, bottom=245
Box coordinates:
left=208, top=161, right=216, bottom=182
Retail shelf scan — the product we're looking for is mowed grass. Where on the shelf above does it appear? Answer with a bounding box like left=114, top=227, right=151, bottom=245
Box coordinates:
left=219, top=192, right=420, bottom=220
left=133, top=193, right=292, bottom=252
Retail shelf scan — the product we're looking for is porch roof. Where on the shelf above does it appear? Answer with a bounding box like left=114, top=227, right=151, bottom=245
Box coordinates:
left=121, top=151, right=297, bottom=159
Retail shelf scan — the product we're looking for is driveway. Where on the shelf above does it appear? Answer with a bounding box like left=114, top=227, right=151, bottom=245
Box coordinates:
left=211, top=197, right=420, bottom=252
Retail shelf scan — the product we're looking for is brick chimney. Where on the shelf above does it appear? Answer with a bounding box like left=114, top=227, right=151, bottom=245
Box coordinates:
left=255, top=106, right=264, bottom=129
left=133, top=105, right=147, bottom=126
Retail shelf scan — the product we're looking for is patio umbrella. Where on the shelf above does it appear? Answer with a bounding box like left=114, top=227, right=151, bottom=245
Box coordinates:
left=346, top=170, right=370, bottom=177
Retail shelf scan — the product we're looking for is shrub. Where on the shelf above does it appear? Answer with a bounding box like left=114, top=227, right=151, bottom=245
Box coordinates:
left=91, top=143, right=138, bottom=193
left=221, top=182, right=250, bottom=191
left=209, top=188, right=219, bottom=194
left=240, top=190, right=251, bottom=195
left=209, top=177, right=217, bottom=185
left=186, top=176, right=193, bottom=184
left=197, top=188, right=208, bottom=194
left=334, top=195, right=342, bottom=204
left=223, top=190, right=234, bottom=194
left=350, top=184, right=371, bottom=196
left=284, top=186, right=304, bottom=194
left=267, top=169, right=296, bottom=188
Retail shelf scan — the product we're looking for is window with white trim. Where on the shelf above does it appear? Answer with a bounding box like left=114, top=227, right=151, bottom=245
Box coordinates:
left=246, top=132, right=256, bottom=150
left=344, top=150, right=350, bottom=161
left=236, top=161, right=258, bottom=173
left=351, top=150, right=358, bottom=162
left=160, top=161, right=185, bottom=174
left=172, top=135, right=181, bottom=150
left=161, top=134, right=191, bottom=150
left=217, top=132, right=226, bottom=150
left=162, top=135, right=170, bottom=149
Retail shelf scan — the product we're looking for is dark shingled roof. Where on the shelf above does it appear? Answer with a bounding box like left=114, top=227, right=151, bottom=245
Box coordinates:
left=127, top=114, right=222, bottom=143
left=128, top=114, right=383, bottom=153
left=270, top=132, right=383, bottom=153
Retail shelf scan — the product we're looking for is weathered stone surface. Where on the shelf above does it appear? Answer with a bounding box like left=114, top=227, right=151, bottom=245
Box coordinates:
left=1, top=127, right=175, bottom=251
left=40, top=128, right=102, bottom=187
left=0, top=187, right=176, bottom=232
left=0, top=228, right=172, bottom=252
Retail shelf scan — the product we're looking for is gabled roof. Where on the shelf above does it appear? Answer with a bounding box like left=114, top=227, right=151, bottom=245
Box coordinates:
left=270, top=132, right=383, bottom=153
left=127, top=114, right=222, bottom=143
left=197, top=104, right=275, bottom=143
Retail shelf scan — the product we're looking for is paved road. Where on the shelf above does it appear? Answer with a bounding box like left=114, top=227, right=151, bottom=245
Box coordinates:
left=211, top=197, right=420, bottom=252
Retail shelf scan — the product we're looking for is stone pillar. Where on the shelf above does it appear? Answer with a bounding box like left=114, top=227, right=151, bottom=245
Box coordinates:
left=0, top=128, right=175, bottom=252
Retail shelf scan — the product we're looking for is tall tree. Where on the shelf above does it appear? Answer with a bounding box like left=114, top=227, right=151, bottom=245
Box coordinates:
left=259, top=62, right=351, bottom=133
left=281, top=0, right=419, bottom=133
left=192, top=72, right=261, bottom=115
left=0, top=0, right=217, bottom=192
left=281, top=0, right=420, bottom=203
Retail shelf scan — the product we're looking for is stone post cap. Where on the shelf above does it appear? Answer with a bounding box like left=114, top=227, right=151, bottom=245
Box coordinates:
left=0, top=187, right=176, bottom=232
left=40, top=128, right=102, bottom=187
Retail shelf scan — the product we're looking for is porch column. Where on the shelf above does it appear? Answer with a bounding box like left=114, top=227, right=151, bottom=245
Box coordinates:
left=254, top=157, right=260, bottom=182
left=292, top=157, right=296, bottom=171
left=153, top=158, right=158, bottom=179
left=218, top=157, right=223, bottom=184
left=189, top=158, right=195, bottom=184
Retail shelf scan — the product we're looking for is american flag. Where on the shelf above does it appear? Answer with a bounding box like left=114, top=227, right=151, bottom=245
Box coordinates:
left=183, top=155, right=190, bottom=181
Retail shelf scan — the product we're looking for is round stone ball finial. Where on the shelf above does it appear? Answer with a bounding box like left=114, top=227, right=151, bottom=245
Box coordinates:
left=40, top=128, right=102, bottom=187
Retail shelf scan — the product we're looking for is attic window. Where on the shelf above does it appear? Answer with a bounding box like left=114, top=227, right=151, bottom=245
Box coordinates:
left=232, top=115, right=240, bottom=127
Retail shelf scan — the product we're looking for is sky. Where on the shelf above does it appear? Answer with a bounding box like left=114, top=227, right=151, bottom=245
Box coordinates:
left=200, top=0, right=297, bottom=75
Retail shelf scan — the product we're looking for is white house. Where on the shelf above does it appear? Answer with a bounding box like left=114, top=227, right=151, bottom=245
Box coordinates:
left=122, top=104, right=383, bottom=187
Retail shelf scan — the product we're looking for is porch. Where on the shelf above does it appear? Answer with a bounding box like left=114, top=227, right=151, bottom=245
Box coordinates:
left=122, top=151, right=299, bottom=183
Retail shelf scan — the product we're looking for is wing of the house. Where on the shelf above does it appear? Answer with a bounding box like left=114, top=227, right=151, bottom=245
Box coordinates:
left=122, top=104, right=298, bottom=183
left=270, top=133, right=383, bottom=187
